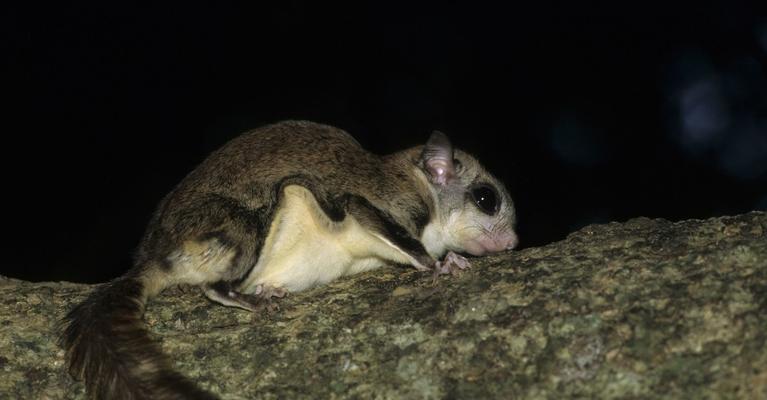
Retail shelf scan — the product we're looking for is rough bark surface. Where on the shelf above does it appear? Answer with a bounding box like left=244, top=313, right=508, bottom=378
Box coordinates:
left=1, top=212, right=765, bottom=399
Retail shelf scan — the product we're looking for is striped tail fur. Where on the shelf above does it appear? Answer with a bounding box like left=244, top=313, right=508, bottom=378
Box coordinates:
left=59, top=272, right=217, bottom=400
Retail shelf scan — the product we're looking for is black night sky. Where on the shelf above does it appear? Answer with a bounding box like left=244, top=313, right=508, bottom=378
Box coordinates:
left=4, top=2, right=767, bottom=283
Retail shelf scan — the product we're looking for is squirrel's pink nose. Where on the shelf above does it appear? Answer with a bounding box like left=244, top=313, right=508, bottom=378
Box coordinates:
left=479, top=231, right=519, bottom=253
left=503, top=231, right=519, bottom=250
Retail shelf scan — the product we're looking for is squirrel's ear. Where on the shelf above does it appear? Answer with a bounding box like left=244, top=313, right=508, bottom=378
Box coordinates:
left=420, top=130, right=455, bottom=185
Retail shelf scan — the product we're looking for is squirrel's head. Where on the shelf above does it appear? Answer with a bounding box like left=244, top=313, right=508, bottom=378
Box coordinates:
left=417, top=131, right=518, bottom=258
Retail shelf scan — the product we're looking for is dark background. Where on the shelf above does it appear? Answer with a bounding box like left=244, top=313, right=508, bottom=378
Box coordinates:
left=4, top=2, right=766, bottom=283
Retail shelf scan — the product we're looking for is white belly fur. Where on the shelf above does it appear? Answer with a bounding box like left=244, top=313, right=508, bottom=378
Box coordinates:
left=240, top=185, right=417, bottom=293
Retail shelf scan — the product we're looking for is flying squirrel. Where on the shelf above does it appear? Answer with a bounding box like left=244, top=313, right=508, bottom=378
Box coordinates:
left=60, top=120, right=519, bottom=399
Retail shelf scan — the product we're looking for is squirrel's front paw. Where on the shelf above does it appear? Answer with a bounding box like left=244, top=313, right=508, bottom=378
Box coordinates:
left=432, top=251, right=471, bottom=280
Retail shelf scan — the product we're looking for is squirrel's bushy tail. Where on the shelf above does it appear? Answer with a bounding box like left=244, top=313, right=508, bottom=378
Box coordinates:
left=60, top=272, right=216, bottom=400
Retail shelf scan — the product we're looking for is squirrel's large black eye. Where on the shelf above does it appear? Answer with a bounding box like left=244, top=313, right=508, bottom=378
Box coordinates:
left=470, top=185, right=499, bottom=215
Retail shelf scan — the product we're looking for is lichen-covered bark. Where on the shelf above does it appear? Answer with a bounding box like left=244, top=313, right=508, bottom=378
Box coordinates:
left=1, top=212, right=765, bottom=399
